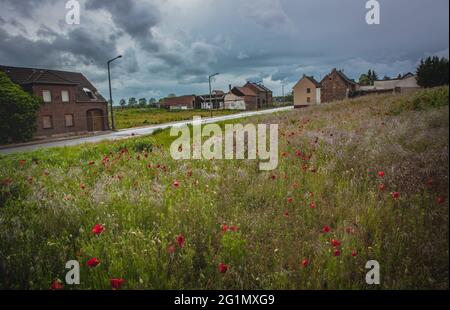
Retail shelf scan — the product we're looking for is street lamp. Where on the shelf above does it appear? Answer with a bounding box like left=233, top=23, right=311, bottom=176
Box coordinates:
left=208, top=73, right=219, bottom=118
left=107, top=55, right=122, bottom=130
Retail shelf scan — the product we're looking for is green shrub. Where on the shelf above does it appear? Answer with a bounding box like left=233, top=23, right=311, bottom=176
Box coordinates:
left=0, top=71, right=42, bottom=144
left=389, top=86, right=449, bottom=114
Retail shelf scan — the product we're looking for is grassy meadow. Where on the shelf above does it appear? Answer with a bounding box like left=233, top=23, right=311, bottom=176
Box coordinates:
left=114, top=108, right=241, bottom=129
left=0, top=87, right=448, bottom=289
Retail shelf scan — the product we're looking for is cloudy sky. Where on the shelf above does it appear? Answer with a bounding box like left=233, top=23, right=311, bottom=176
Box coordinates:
left=0, top=0, right=448, bottom=101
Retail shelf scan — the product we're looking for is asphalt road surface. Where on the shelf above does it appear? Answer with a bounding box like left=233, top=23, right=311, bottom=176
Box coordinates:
left=0, top=106, right=293, bottom=155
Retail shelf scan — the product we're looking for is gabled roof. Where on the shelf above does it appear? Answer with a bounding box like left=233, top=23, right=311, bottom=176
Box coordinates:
left=0, top=65, right=107, bottom=103
left=245, top=81, right=272, bottom=93
left=233, top=86, right=257, bottom=97
left=296, top=75, right=320, bottom=88
left=321, top=68, right=358, bottom=86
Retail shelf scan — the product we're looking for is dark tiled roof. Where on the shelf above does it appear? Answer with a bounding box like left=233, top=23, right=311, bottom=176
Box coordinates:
left=321, top=68, right=358, bottom=86
left=234, top=86, right=257, bottom=97
left=0, top=65, right=107, bottom=103
left=245, top=81, right=272, bottom=93
left=304, top=75, right=320, bottom=87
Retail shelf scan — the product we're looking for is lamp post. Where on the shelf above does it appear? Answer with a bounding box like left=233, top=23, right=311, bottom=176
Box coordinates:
left=107, top=55, right=122, bottom=130
left=208, top=73, right=219, bottom=118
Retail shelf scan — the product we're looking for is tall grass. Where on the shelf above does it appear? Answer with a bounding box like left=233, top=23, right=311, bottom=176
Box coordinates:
left=0, top=87, right=448, bottom=289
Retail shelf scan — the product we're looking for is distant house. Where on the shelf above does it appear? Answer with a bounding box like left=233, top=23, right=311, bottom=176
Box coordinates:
left=162, top=95, right=196, bottom=110
left=357, top=73, right=420, bottom=95
left=224, top=86, right=257, bottom=110
left=0, top=65, right=109, bottom=138
left=243, top=82, right=273, bottom=109
left=320, top=68, right=358, bottom=103
left=197, top=90, right=226, bottom=109
left=293, top=75, right=321, bottom=107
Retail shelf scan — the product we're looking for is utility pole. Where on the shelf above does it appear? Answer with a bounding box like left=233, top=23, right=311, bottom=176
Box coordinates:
left=107, top=55, right=122, bottom=130
left=282, top=84, right=285, bottom=106
left=208, top=73, right=219, bottom=118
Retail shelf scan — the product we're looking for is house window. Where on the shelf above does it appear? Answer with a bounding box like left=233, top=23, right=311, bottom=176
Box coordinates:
left=306, top=88, right=311, bottom=94
left=64, top=114, right=74, bottom=127
left=42, top=90, right=52, bottom=103
left=61, top=90, right=69, bottom=103
left=307, top=97, right=311, bottom=103
left=42, top=116, right=53, bottom=129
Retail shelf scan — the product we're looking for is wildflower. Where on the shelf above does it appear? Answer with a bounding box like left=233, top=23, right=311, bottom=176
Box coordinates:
left=333, top=249, right=341, bottom=257
left=345, top=227, right=355, bottom=234
left=437, top=196, right=445, bottom=205
left=86, top=257, right=100, bottom=268
left=221, top=223, right=229, bottom=232
left=80, top=183, right=86, bottom=190
left=167, top=244, right=176, bottom=254
left=331, top=239, right=341, bottom=247
left=172, top=180, right=180, bottom=188
left=378, top=171, right=385, bottom=178
left=187, top=170, right=193, bottom=177
left=287, top=197, right=294, bottom=203
left=284, top=210, right=289, bottom=217
left=92, top=224, right=105, bottom=235
left=27, top=176, right=33, bottom=184
left=43, top=169, right=50, bottom=176
left=19, top=159, right=26, bottom=167
left=218, top=262, right=229, bottom=273
left=309, top=202, right=316, bottom=209
left=301, top=259, right=310, bottom=268
left=230, top=225, right=238, bottom=232
left=351, top=250, right=358, bottom=257
left=322, top=225, right=331, bottom=233
left=50, top=279, right=64, bottom=290
left=378, top=184, right=386, bottom=191
left=391, top=192, right=400, bottom=200
left=176, top=234, right=185, bottom=248
left=271, top=175, right=277, bottom=180
left=88, top=161, right=95, bottom=165
left=110, top=278, right=125, bottom=290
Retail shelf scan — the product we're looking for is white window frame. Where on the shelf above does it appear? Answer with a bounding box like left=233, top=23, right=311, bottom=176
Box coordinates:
left=42, top=90, right=52, bottom=103
left=61, top=90, right=70, bottom=103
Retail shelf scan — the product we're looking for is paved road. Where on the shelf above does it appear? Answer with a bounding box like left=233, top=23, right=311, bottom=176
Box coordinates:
left=0, top=107, right=293, bottom=155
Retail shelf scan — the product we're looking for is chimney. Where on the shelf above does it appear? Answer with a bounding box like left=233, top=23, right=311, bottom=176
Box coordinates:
left=229, top=84, right=232, bottom=91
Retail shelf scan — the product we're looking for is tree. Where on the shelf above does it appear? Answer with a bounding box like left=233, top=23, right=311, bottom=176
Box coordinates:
left=148, top=98, right=157, bottom=107
left=119, top=98, right=126, bottom=109
left=359, top=73, right=371, bottom=86
left=138, top=98, right=147, bottom=108
left=416, top=56, right=449, bottom=88
left=128, top=97, right=137, bottom=107
left=0, top=71, right=42, bottom=144
left=167, top=93, right=176, bottom=98
left=383, top=75, right=390, bottom=80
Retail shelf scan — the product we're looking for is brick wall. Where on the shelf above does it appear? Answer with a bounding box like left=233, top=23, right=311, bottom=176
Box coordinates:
left=320, top=71, right=356, bottom=103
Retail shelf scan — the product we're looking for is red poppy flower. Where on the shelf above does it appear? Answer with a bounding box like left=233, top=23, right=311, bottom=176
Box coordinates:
left=287, top=197, right=294, bottom=203
left=284, top=210, right=289, bottom=217
left=437, top=196, right=445, bottom=205
left=379, top=184, right=386, bottom=191
left=351, top=250, right=358, bottom=257
left=331, top=239, right=341, bottom=247
left=230, top=225, right=238, bottom=232
left=50, top=279, right=64, bottom=290
left=110, top=278, right=125, bottom=290
left=167, top=244, right=176, bottom=254
left=19, top=159, right=26, bottom=167
left=378, top=171, right=385, bottom=178
left=187, top=170, right=193, bottom=177
left=322, top=225, right=331, bottom=233
left=87, top=257, right=100, bottom=268
left=271, top=175, right=277, bottom=180
left=345, top=227, right=355, bottom=234
left=391, top=192, right=400, bottom=199
left=80, top=183, right=86, bottom=190
left=333, top=249, right=341, bottom=257
left=176, top=234, right=185, bottom=248
left=301, top=259, right=310, bottom=268
left=92, top=224, right=105, bottom=235
left=218, top=262, right=229, bottom=273
left=310, top=202, right=316, bottom=209
left=221, top=223, right=229, bottom=232
left=172, top=180, right=180, bottom=188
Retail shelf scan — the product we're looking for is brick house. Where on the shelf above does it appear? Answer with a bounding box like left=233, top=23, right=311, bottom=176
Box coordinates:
left=0, top=65, right=109, bottom=138
left=320, top=68, right=358, bottom=103
left=293, top=75, right=321, bottom=107
left=243, top=82, right=273, bottom=108
left=224, top=86, right=258, bottom=110
left=162, top=95, right=196, bottom=110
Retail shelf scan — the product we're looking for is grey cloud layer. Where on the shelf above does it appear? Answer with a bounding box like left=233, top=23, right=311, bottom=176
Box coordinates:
left=0, top=0, right=448, bottom=99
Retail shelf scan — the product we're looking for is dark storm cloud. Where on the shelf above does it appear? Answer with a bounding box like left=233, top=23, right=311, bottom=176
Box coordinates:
left=85, top=0, right=160, bottom=51
left=0, top=26, right=118, bottom=68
